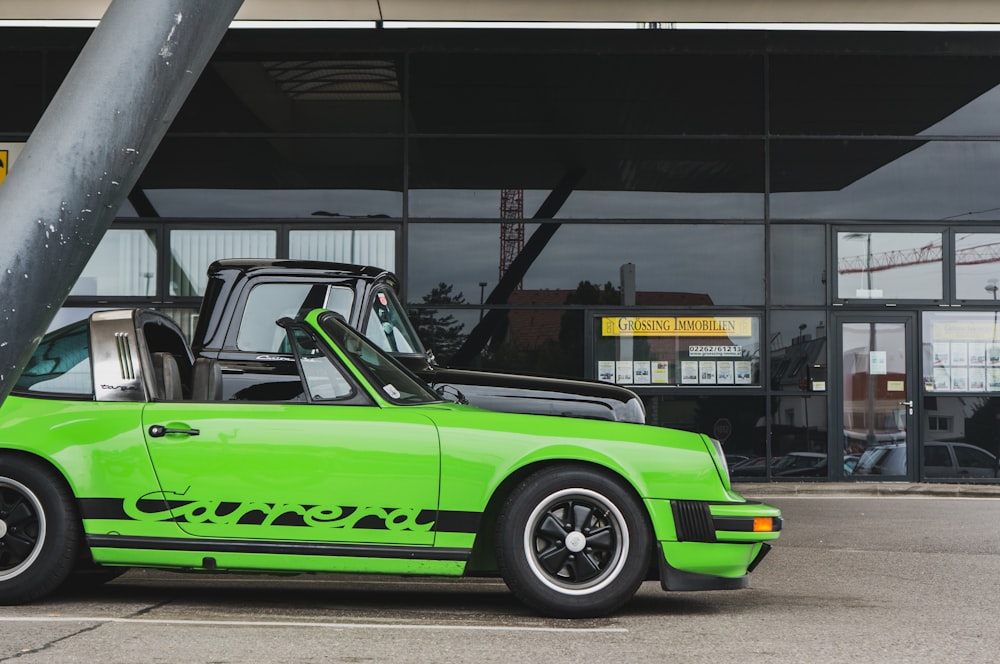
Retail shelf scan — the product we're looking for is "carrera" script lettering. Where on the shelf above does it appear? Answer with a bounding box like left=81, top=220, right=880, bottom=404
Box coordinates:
left=124, top=489, right=434, bottom=532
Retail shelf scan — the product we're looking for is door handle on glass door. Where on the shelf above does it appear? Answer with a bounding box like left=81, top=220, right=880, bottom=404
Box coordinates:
left=899, top=400, right=914, bottom=415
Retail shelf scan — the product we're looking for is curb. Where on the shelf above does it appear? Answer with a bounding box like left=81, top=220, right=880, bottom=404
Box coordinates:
left=732, top=482, right=1000, bottom=498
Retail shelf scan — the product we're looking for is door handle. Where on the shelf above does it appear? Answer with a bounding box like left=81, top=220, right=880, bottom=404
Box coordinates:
left=899, top=400, right=914, bottom=415
left=148, top=424, right=200, bottom=438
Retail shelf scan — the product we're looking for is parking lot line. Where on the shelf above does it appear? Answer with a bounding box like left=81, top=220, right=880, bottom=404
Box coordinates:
left=0, top=616, right=628, bottom=634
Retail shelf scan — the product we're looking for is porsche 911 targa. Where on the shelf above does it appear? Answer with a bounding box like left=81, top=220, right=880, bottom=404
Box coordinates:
left=0, top=308, right=781, bottom=617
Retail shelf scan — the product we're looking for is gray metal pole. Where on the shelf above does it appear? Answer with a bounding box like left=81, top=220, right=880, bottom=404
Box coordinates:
left=0, top=0, right=243, bottom=405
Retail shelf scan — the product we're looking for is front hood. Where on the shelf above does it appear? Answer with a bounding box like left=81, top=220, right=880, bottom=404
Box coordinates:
left=418, top=365, right=645, bottom=423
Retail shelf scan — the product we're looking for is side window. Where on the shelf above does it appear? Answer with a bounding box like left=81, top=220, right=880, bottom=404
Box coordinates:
left=290, top=329, right=355, bottom=401
left=923, top=445, right=951, bottom=467
left=953, top=445, right=996, bottom=470
left=14, top=320, right=93, bottom=396
left=365, top=287, right=422, bottom=354
left=237, top=283, right=355, bottom=352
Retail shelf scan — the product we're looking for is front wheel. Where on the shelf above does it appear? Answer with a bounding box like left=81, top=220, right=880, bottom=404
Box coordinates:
left=496, top=466, right=651, bottom=617
left=0, top=456, right=80, bottom=604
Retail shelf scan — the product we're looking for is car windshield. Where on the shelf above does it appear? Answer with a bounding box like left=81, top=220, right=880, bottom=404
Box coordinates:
left=364, top=286, right=426, bottom=356
left=317, top=312, right=440, bottom=405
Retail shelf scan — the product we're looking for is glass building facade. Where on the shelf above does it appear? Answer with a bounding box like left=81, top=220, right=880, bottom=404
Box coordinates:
left=4, top=27, right=1000, bottom=482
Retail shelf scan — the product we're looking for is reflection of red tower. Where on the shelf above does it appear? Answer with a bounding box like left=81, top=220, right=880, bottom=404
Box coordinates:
left=500, top=189, right=524, bottom=289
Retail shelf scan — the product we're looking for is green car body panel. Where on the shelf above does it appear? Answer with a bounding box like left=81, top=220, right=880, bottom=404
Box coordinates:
left=0, top=307, right=781, bottom=615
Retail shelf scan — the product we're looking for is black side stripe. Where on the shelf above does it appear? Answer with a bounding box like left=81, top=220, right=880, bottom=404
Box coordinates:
left=87, top=534, right=471, bottom=562
left=77, top=498, right=482, bottom=534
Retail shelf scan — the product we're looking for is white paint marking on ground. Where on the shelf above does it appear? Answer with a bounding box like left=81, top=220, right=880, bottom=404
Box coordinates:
left=0, top=616, right=627, bottom=634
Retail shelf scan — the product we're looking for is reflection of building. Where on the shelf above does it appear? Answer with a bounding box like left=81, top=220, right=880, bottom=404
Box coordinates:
left=7, top=5, right=1000, bottom=482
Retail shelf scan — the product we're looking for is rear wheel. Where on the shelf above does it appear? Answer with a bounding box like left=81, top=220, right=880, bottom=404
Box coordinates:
left=0, top=457, right=80, bottom=604
left=496, top=466, right=651, bottom=617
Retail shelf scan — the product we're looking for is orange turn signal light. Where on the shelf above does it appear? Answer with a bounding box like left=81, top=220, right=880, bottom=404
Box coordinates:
left=753, top=517, right=774, bottom=532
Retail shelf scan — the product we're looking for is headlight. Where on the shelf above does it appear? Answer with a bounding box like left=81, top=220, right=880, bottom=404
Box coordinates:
left=619, top=396, right=646, bottom=424
left=708, top=437, right=731, bottom=489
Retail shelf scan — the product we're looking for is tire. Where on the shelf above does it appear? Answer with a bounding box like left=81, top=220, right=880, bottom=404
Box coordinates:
left=0, top=456, right=81, bottom=604
left=496, top=466, right=651, bottom=618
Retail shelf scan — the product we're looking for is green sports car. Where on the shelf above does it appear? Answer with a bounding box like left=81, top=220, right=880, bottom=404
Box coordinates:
left=0, top=308, right=781, bottom=617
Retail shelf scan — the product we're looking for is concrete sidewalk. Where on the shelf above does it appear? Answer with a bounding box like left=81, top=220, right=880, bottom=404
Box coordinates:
left=733, top=481, right=1000, bottom=498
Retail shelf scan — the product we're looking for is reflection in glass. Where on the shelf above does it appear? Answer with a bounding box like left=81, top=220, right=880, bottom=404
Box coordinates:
left=409, top=53, right=763, bottom=135
left=170, top=230, right=276, bottom=297
left=594, top=315, right=760, bottom=388
left=173, top=56, right=403, bottom=134
left=730, top=397, right=828, bottom=479
left=842, top=322, right=908, bottom=477
left=407, top=223, right=764, bottom=306
left=643, top=395, right=766, bottom=465
left=70, top=229, right=157, bottom=297
left=409, top=306, right=604, bottom=377
left=147, top=189, right=404, bottom=220
left=769, top=311, right=827, bottom=391
left=770, top=225, right=825, bottom=305
left=955, top=233, right=1000, bottom=301
left=770, top=55, right=1000, bottom=137
left=772, top=141, right=1000, bottom=221
left=408, top=138, right=763, bottom=219
left=921, top=311, right=1000, bottom=394
left=289, top=230, right=395, bottom=271
left=920, top=396, right=1000, bottom=481
left=836, top=232, right=942, bottom=300
left=143, top=138, right=403, bottom=218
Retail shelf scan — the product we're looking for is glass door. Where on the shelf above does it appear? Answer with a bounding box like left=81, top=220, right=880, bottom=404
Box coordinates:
left=835, top=314, right=918, bottom=480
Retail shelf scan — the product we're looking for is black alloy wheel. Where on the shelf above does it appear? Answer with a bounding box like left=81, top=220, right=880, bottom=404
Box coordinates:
left=496, top=466, right=651, bottom=618
left=0, top=456, right=80, bottom=604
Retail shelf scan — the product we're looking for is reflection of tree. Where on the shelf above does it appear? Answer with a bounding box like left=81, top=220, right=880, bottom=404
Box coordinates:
left=483, top=280, right=621, bottom=376
left=963, top=397, right=1000, bottom=457
left=409, top=283, right=466, bottom=362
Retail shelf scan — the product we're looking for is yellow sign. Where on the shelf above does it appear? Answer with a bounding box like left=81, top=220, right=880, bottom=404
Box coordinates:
left=602, top=316, right=754, bottom=337
left=0, top=150, right=7, bottom=185
left=933, top=321, right=999, bottom=342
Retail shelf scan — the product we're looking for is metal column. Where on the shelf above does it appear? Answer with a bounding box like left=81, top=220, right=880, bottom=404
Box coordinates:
left=0, top=0, right=243, bottom=405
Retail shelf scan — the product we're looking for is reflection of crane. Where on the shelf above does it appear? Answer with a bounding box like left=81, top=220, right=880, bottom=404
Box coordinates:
left=500, top=188, right=524, bottom=288
left=838, top=240, right=1000, bottom=274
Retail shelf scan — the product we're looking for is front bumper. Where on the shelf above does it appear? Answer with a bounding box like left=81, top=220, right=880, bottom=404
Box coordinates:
left=649, top=498, right=783, bottom=591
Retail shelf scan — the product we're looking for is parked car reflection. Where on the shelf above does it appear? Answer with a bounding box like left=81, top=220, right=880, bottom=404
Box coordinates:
left=733, top=451, right=827, bottom=478
left=853, top=441, right=999, bottom=479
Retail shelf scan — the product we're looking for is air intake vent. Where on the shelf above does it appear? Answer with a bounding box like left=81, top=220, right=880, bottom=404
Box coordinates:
left=671, top=500, right=716, bottom=543
left=115, top=332, right=135, bottom=380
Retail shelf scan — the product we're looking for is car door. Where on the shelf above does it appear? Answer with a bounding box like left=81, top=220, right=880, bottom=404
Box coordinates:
left=139, top=342, right=441, bottom=547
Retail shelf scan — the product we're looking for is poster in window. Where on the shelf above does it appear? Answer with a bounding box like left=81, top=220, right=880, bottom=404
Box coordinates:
left=951, top=367, right=968, bottom=392
left=598, top=360, right=616, bottom=383
left=699, top=361, right=717, bottom=385
left=633, top=361, right=651, bottom=384
left=934, top=367, right=950, bottom=391
left=969, top=368, right=986, bottom=392
left=990, top=344, right=1000, bottom=366
left=735, top=361, right=753, bottom=385
left=716, top=360, right=734, bottom=384
left=969, top=342, right=986, bottom=367
left=989, top=367, right=1000, bottom=391
left=951, top=342, right=969, bottom=366
left=615, top=361, right=633, bottom=384
left=652, top=361, right=669, bottom=384
left=933, top=342, right=950, bottom=366
left=681, top=361, right=699, bottom=385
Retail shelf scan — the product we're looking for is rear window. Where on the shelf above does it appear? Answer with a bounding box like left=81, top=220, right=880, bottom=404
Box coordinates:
left=14, top=320, right=93, bottom=396
left=238, top=283, right=354, bottom=353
